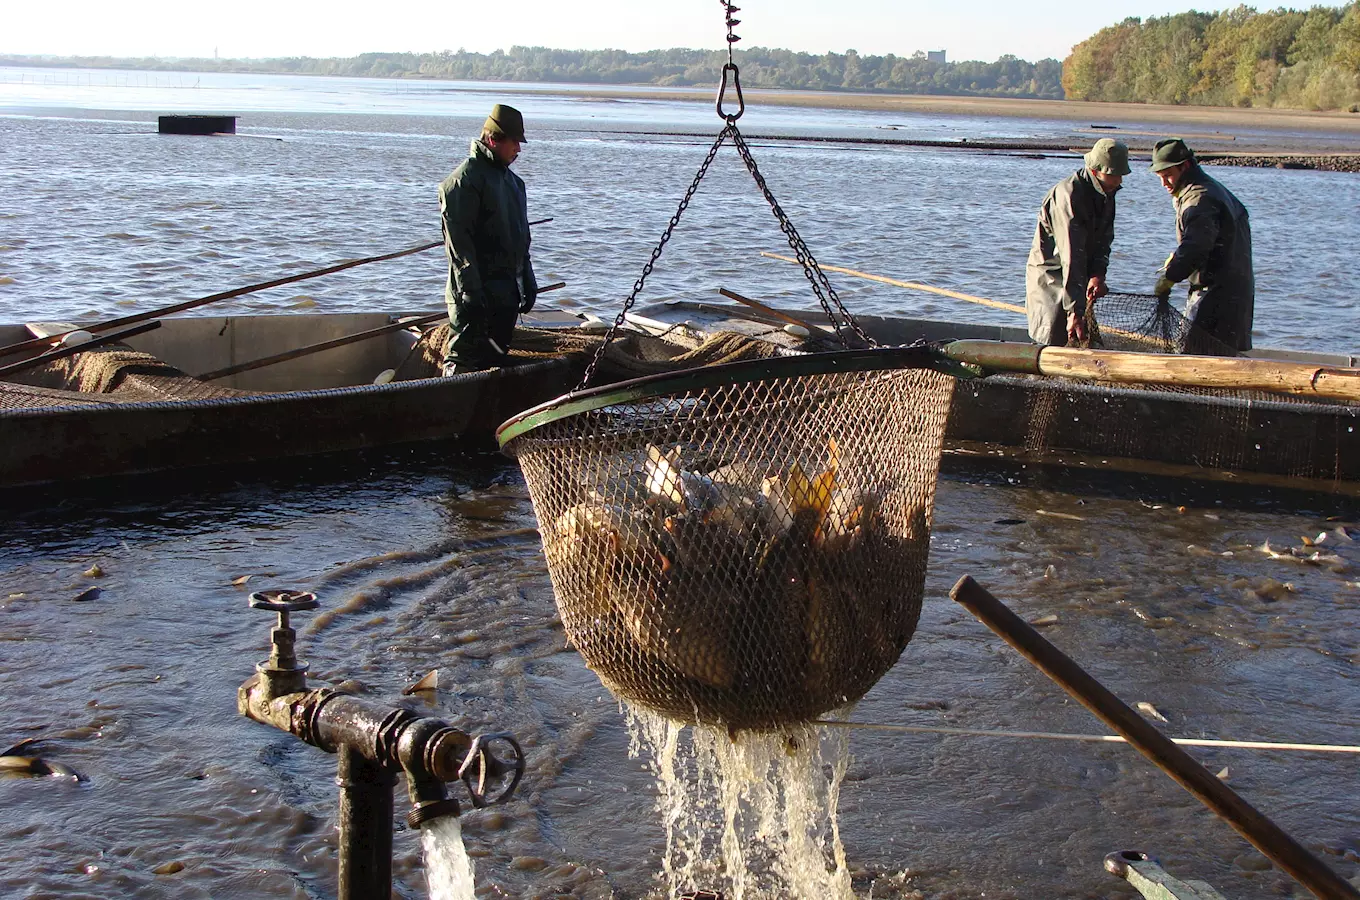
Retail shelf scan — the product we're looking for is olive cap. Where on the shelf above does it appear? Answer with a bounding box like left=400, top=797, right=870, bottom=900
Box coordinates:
left=1149, top=138, right=1195, bottom=172
left=1084, top=138, right=1131, bottom=176
left=483, top=104, right=527, bottom=142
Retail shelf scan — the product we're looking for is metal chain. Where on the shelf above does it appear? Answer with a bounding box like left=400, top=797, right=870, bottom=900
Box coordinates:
left=578, top=127, right=733, bottom=388
left=729, top=127, right=873, bottom=346
left=576, top=2, right=871, bottom=388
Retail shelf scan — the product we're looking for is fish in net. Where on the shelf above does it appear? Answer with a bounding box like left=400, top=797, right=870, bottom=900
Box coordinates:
left=500, top=349, right=958, bottom=731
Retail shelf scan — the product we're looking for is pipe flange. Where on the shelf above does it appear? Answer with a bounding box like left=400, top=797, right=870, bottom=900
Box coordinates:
left=375, top=707, right=419, bottom=767
left=297, top=688, right=340, bottom=750
left=407, top=798, right=461, bottom=830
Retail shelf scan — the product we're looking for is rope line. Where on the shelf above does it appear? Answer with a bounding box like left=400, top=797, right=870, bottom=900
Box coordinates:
left=817, top=719, right=1360, bottom=755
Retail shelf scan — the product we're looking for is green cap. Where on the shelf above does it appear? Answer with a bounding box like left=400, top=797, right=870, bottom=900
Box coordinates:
left=483, top=104, right=527, bottom=142
left=1149, top=138, right=1194, bottom=172
left=1084, top=138, right=1131, bottom=176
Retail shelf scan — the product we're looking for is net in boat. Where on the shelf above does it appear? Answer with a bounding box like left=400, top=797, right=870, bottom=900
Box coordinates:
left=499, top=349, right=957, bottom=730
left=1088, top=291, right=1237, bottom=356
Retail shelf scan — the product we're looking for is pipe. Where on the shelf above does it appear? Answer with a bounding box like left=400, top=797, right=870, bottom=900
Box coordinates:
left=950, top=574, right=1360, bottom=900
left=1105, top=850, right=1227, bottom=900
left=337, top=744, right=395, bottom=900
left=239, top=590, right=525, bottom=899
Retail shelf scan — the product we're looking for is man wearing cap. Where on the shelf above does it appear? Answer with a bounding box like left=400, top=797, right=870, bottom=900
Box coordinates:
left=1150, top=138, right=1254, bottom=352
left=439, top=104, right=538, bottom=374
left=1025, top=138, right=1130, bottom=347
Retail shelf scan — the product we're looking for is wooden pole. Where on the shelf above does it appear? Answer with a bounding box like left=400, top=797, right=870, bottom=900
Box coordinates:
left=759, top=251, right=1025, bottom=313
left=1037, top=345, right=1360, bottom=403
left=0, top=321, right=162, bottom=380
left=950, top=574, right=1360, bottom=900
left=941, top=340, right=1360, bottom=405
left=199, top=313, right=447, bottom=382
left=717, top=288, right=831, bottom=334
left=0, top=241, right=444, bottom=361
left=1, top=219, right=558, bottom=361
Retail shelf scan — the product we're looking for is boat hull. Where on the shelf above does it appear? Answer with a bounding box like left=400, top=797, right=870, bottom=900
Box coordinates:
left=0, top=358, right=579, bottom=488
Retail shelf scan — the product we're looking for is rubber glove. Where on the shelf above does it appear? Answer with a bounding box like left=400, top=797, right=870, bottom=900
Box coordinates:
left=1153, top=275, right=1175, bottom=300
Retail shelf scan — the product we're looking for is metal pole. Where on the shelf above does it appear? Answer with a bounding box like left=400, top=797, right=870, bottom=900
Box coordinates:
left=950, top=574, right=1360, bottom=900
left=336, top=744, right=396, bottom=900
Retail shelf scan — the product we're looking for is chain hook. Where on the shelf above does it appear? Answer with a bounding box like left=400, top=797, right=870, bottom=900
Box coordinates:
left=716, top=63, right=745, bottom=123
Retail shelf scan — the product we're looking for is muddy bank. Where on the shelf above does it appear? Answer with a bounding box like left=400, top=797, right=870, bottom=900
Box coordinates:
left=1199, top=153, right=1360, bottom=173
left=613, top=129, right=1360, bottom=173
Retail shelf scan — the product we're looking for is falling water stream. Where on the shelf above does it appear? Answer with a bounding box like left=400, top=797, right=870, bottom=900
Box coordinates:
left=628, top=708, right=859, bottom=900
left=421, top=816, right=477, bottom=900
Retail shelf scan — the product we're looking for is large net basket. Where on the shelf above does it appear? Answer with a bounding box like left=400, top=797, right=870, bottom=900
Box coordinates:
left=498, top=348, right=958, bottom=730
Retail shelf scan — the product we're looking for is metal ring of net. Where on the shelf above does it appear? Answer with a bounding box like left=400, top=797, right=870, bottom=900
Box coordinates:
left=500, top=348, right=958, bottom=730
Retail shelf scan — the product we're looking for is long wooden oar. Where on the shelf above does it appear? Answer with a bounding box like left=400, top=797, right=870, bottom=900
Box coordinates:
left=951, top=575, right=1360, bottom=900
left=759, top=251, right=1170, bottom=350
left=760, top=251, right=1024, bottom=313
left=199, top=313, right=447, bottom=381
left=0, top=219, right=557, bottom=361
left=943, top=339, right=1360, bottom=404
left=0, top=321, right=162, bottom=380
left=200, top=282, right=569, bottom=382
left=0, top=241, right=444, bottom=361
left=718, top=288, right=830, bottom=334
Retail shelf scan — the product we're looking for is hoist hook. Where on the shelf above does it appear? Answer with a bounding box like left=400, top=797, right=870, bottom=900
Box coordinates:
left=716, top=63, right=745, bottom=122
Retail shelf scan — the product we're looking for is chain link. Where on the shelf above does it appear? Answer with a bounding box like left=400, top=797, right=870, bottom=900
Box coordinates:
left=575, top=1, right=870, bottom=388
left=578, top=127, right=733, bottom=388
left=730, top=128, right=873, bottom=347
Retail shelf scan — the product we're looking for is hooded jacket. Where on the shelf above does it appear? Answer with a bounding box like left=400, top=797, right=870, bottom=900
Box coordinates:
left=1025, top=167, right=1116, bottom=346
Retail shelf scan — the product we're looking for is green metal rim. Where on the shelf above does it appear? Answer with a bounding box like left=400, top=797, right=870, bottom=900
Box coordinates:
left=496, top=345, right=977, bottom=450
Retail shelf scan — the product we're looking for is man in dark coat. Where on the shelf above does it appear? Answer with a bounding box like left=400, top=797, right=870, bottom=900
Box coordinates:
left=1025, top=138, right=1129, bottom=346
left=439, top=104, right=538, bottom=374
left=1151, top=138, right=1254, bottom=353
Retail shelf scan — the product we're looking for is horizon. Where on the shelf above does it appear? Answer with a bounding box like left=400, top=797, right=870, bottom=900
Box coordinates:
left=5, top=0, right=1253, bottom=67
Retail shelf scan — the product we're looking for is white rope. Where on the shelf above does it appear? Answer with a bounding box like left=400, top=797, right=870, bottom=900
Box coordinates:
left=817, top=719, right=1360, bottom=755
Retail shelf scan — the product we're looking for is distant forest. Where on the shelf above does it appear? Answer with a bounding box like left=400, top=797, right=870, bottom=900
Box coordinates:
left=0, top=47, right=1065, bottom=100
left=7, top=3, right=1360, bottom=110
left=1065, top=2, right=1360, bottom=109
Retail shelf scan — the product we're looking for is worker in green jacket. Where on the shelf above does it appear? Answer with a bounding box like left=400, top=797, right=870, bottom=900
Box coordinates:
left=439, top=104, right=538, bottom=374
left=1150, top=139, right=1255, bottom=353
left=1025, top=139, right=1129, bottom=347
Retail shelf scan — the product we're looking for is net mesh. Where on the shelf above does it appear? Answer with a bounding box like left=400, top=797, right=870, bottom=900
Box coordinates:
left=1, top=346, right=255, bottom=409
left=504, top=357, right=955, bottom=730
left=1086, top=291, right=1237, bottom=356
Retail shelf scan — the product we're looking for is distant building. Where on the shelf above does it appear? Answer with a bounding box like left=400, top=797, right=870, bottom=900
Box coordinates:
left=927, top=50, right=947, bottom=64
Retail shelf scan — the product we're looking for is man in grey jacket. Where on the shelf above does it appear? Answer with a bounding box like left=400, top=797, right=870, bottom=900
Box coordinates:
left=439, top=104, right=538, bottom=374
left=1026, top=138, right=1129, bottom=346
left=1150, top=138, right=1254, bottom=353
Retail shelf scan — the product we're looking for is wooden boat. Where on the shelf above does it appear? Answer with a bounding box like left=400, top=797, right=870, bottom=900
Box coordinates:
left=5, top=298, right=1359, bottom=495
left=626, top=299, right=1360, bottom=495
left=0, top=310, right=594, bottom=489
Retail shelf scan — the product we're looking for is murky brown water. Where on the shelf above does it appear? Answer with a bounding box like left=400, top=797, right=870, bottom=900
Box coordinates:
left=2, top=72, right=1358, bottom=898
left=2, top=448, right=1356, bottom=898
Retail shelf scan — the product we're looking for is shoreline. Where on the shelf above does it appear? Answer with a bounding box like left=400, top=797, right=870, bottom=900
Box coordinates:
left=530, top=84, right=1360, bottom=135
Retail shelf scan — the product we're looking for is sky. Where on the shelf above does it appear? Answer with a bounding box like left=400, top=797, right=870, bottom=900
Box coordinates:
left=4, top=0, right=1249, bottom=64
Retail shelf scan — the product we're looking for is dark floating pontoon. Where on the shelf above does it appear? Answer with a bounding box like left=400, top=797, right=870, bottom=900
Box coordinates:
left=158, top=114, right=237, bottom=135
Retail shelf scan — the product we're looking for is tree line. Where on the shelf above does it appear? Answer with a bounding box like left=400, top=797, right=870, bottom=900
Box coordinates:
left=1064, top=2, right=1360, bottom=109
left=7, top=4, right=1360, bottom=110
left=0, top=47, right=1063, bottom=99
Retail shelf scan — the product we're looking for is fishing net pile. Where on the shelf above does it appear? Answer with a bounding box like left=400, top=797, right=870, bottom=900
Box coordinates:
left=398, top=323, right=789, bottom=383
left=503, top=354, right=954, bottom=729
left=0, top=346, right=254, bottom=409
